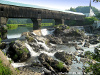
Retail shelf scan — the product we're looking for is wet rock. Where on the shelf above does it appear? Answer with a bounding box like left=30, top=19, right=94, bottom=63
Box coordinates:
left=84, top=41, right=90, bottom=47
left=62, top=28, right=85, bottom=38
left=43, top=69, right=51, bottom=75
left=31, top=62, right=42, bottom=67
left=38, top=53, right=70, bottom=73
left=54, top=52, right=72, bottom=65
left=29, top=42, right=41, bottom=52
left=1, top=25, right=8, bottom=30
left=80, top=58, right=96, bottom=64
left=26, top=36, right=35, bottom=42
left=22, top=32, right=35, bottom=37
left=89, top=38, right=99, bottom=44
left=7, top=40, right=30, bottom=62
left=75, top=46, right=84, bottom=51
left=48, top=35, right=63, bottom=44
left=0, top=42, right=6, bottom=49
left=94, top=48, right=100, bottom=56
left=77, top=67, right=81, bottom=70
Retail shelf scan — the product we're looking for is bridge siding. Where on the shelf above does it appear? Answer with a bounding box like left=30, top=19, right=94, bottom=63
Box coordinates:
left=0, top=4, right=85, bottom=20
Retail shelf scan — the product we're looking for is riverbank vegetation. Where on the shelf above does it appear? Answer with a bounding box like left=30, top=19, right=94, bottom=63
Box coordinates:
left=7, top=18, right=54, bottom=29
left=7, top=23, right=54, bottom=30
left=68, top=6, right=99, bottom=15
left=0, top=58, right=12, bottom=75
left=84, top=48, right=100, bottom=75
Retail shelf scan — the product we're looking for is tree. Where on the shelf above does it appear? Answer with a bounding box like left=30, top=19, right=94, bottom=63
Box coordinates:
left=96, top=13, right=100, bottom=18
left=84, top=17, right=98, bottom=25
left=69, top=7, right=76, bottom=12
left=75, top=6, right=99, bottom=15
left=93, top=0, right=100, bottom=2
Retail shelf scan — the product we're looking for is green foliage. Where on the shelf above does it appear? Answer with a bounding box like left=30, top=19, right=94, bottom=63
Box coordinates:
left=7, top=24, right=18, bottom=30
left=84, top=51, right=94, bottom=59
left=66, top=26, right=70, bottom=29
left=69, top=20, right=77, bottom=26
left=96, top=13, right=100, bottom=18
left=13, top=54, right=18, bottom=60
left=25, top=23, right=33, bottom=27
left=56, top=62, right=64, bottom=71
left=84, top=17, right=98, bottom=25
left=15, top=68, right=20, bottom=73
left=84, top=50, right=100, bottom=62
left=85, top=63, right=100, bottom=75
left=69, top=7, right=76, bottom=12
left=75, top=6, right=99, bottom=15
left=93, top=0, right=100, bottom=2
left=41, top=23, right=53, bottom=26
left=23, top=48, right=29, bottom=53
left=0, top=58, right=12, bottom=75
left=7, top=18, right=28, bottom=24
left=84, top=50, right=100, bottom=75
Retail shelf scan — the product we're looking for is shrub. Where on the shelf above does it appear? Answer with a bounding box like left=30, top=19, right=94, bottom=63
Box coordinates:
left=0, top=58, right=12, bottom=75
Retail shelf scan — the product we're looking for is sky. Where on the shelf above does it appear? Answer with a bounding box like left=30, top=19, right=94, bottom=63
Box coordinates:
left=4, top=0, right=100, bottom=10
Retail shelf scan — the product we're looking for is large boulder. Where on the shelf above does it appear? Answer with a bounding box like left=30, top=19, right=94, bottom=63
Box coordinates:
left=54, top=52, right=72, bottom=65
left=53, top=26, right=85, bottom=42
left=7, top=40, right=30, bottom=62
left=89, top=35, right=100, bottom=44
left=47, top=35, right=63, bottom=44
left=38, top=53, right=70, bottom=73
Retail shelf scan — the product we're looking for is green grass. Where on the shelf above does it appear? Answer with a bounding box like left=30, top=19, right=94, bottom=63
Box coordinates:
left=7, top=23, right=54, bottom=30
left=24, top=23, right=33, bottom=27
left=0, top=58, right=12, bottom=75
left=56, top=62, right=64, bottom=71
left=23, top=48, right=29, bottom=53
left=41, top=23, right=53, bottom=26
left=7, top=24, right=18, bottom=30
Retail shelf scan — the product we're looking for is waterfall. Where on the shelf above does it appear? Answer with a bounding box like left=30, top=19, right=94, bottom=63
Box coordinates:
left=41, top=28, right=55, bottom=36
left=11, top=62, right=27, bottom=68
left=34, top=39, right=50, bottom=51
left=25, top=43, right=39, bottom=57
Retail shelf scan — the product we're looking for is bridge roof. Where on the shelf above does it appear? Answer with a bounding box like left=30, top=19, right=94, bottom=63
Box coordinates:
left=0, top=0, right=85, bottom=15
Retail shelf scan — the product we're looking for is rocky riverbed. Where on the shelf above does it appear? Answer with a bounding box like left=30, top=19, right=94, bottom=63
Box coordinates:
left=0, top=25, right=100, bottom=75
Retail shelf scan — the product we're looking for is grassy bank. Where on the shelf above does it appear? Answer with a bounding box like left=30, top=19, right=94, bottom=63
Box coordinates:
left=7, top=23, right=54, bottom=30
left=0, top=58, right=12, bottom=75
left=7, top=24, right=18, bottom=30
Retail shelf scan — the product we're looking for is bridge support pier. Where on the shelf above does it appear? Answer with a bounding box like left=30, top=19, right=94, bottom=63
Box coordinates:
left=0, top=17, right=8, bottom=40
left=31, top=18, right=42, bottom=30
left=55, top=19, right=64, bottom=25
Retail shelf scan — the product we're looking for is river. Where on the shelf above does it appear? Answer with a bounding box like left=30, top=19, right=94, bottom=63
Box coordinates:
left=5, top=26, right=99, bottom=75
left=7, top=26, right=33, bottom=39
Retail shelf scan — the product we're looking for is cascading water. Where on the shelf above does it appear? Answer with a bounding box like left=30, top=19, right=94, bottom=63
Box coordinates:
left=34, top=39, right=50, bottom=51
left=25, top=43, right=39, bottom=57
left=41, top=28, right=55, bottom=36
left=5, top=27, right=99, bottom=74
